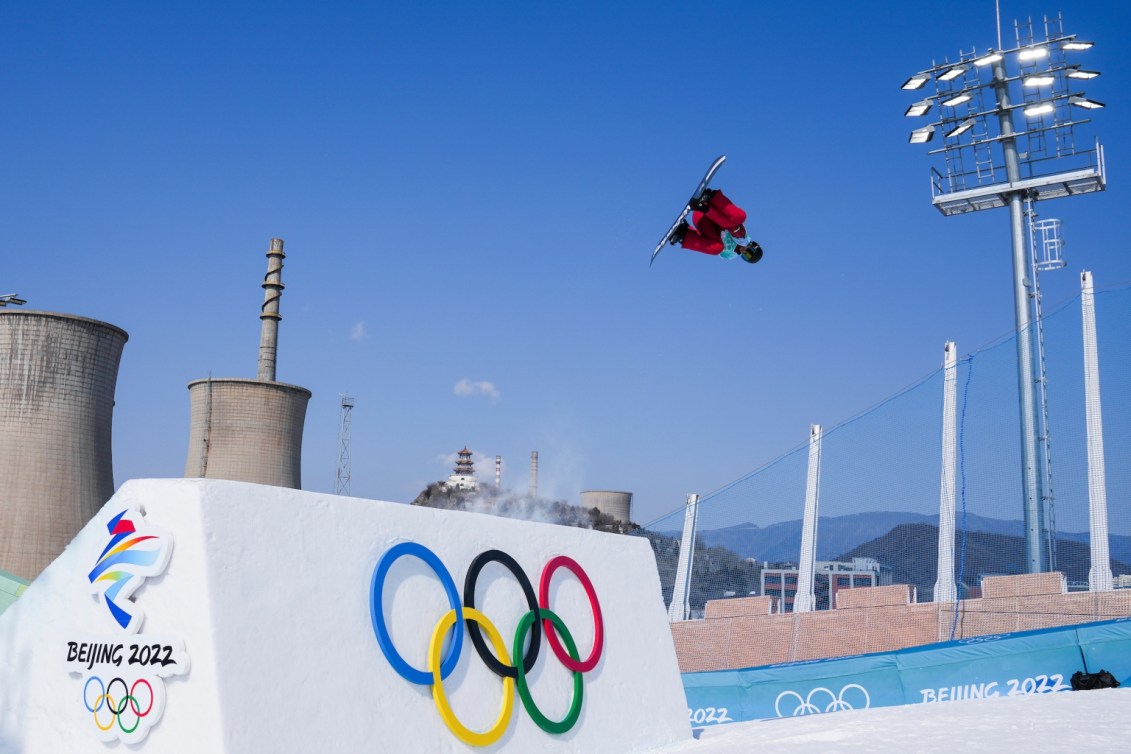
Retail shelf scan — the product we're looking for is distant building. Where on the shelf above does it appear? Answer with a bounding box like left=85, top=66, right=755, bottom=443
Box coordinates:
left=445, top=447, right=479, bottom=491
left=762, top=558, right=893, bottom=612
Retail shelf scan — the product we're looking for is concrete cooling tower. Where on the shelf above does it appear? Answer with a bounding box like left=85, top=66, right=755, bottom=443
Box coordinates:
left=0, top=311, right=128, bottom=580
left=184, top=378, right=310, bottom=488
left=580, top=490, right=633, bottom=524
left=183, top=238, right=311, bottom=489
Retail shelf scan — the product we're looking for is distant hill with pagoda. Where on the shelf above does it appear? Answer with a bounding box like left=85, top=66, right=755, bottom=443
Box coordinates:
left=412, top=447, right=636, bottom=534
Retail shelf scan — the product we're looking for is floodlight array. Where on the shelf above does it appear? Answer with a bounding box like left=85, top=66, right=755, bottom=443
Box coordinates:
left=900, top=28, right=1102, bottom=152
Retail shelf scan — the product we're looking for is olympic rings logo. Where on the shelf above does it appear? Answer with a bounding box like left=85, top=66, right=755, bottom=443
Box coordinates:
left=369, top=542, right=604, bottom=746
left=960, top=634, right=1007, bottom=644
left=774, top=684, right=871, bottom=717
left=82, top=675, right=155, bottom=734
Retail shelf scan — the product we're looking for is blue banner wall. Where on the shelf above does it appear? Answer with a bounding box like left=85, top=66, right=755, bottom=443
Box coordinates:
left=681, top=618, right=1131, bottom=727
left=895, top=629, right=1081, bottom=705
left=1074, top=617, right=1131, bottom=685
left=683, top=653, right=903, bottom=726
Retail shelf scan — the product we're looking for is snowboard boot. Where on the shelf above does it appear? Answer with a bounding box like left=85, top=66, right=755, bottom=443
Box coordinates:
left=690, top=188, right=716, bottom=212
left=669, top=220, right=689, bottom=245
left=739, top=242, right=763, bottom=264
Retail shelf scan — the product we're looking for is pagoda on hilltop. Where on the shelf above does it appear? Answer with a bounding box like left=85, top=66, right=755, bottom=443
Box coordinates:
left=446, top=447, right=479, bottom=491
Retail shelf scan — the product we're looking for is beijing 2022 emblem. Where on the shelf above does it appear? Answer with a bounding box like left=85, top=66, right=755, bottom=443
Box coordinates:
left=64, top=504, right=190, bottom=744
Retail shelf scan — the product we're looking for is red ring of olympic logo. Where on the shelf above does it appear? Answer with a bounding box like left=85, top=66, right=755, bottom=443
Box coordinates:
left=369, top=541, right=604, bottom=746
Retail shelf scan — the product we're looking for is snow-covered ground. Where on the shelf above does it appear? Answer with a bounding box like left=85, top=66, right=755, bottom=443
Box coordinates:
left=657, top=687, right=1131, bottom=753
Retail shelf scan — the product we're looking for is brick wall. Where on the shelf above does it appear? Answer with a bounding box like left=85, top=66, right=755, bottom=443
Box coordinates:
left=670, top=574, right=1131, bottom=673
left=703, top=596, right=775, bottom=619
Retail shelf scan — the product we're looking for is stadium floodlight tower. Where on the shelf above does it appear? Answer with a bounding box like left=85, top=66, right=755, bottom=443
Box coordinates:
left=902, top=11, right=1105, bottom=574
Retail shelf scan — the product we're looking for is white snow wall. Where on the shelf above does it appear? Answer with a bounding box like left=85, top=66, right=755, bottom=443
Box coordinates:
left=0, top=478, right=691, bottom=753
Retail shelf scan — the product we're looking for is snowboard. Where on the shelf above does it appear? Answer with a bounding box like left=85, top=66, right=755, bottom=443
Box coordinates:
left=650, top=155, right=727, bottom=267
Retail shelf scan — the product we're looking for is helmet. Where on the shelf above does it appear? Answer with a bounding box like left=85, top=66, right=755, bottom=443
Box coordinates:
left=740, top=242, right=763, bottom=264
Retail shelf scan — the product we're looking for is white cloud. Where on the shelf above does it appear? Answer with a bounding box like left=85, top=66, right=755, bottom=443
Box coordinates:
left=453, top=378, right=500, bottom=402
left=349, top=321, right=367, bottom=341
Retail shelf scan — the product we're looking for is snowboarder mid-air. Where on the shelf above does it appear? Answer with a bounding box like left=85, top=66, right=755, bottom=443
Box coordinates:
left=669, top=188, right=762, bottom=264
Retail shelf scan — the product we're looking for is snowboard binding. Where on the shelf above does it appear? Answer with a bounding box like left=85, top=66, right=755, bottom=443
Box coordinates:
left=668, top=220, right=690, bottom=246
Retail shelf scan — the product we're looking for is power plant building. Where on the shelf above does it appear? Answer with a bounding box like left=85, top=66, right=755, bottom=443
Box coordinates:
left=184, top=378, right=310, bottom=488
left=580, top=490, right=633, bottom=524
left=0, top=311, right=128, bottom=580
left=184, top=238, right=310, bottom=488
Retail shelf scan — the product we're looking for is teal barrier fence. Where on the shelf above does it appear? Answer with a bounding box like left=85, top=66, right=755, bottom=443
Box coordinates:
left=682, top=617, right=1131, bottom=728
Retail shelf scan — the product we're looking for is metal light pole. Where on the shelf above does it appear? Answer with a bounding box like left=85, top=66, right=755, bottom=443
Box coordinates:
left=989, top=53, right=1047, bottom=572
left=0, top=294, right=27, bottom=307
left=901, top=13, right=1106, bottom=573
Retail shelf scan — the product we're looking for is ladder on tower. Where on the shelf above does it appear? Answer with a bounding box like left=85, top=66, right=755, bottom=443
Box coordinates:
left=1026, top=200, right=1065, bottom=570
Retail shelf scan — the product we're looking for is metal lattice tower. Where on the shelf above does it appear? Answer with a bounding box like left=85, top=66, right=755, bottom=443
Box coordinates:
left=336, top=394, right=354, bottom=495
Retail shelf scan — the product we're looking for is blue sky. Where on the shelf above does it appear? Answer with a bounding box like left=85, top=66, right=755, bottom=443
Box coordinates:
left=2, top=1, right=1128, bottom=527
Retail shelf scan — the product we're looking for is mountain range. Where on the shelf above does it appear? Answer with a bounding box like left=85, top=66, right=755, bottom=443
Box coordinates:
left=841, top=523, right=1131, bottom=596
left=672, top=511, right=1131, bottom=570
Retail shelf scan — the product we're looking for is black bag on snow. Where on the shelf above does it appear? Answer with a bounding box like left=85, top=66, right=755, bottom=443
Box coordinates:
left=1070, top=669, right=1121, bottom=690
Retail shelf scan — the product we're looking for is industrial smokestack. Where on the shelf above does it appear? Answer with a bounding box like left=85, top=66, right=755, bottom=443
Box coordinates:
left=257, top=238, right=285, bottom=382
left=495, top=455, right=502, bottom=489
left=184, top=237, right=310, bottom=489
left=530, top=450, right=538, bottom=499
left=0, top=311, right=128, bottom=580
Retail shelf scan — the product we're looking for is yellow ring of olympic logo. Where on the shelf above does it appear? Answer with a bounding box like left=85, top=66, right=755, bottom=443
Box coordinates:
left=430, top=607, right=515, bottom=747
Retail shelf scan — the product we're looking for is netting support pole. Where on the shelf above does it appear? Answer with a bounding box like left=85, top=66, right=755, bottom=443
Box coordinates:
left=794, top=424, right=822, bottom=613
left=935, top=342, right=959, bottom=603
left=1081, top=271, right=1113, bottom=592
left=668, top=493, right=700, bottom=622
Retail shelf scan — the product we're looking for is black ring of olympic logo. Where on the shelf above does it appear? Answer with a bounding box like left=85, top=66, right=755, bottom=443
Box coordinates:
left=106, top=677, right=130, bottom=715
left=463, top=549, right=542, bottom=678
